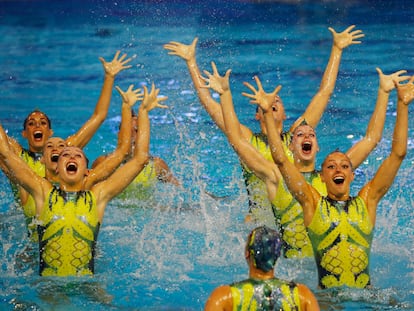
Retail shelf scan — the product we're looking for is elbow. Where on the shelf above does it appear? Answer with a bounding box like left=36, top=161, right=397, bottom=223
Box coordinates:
left=273, top=156, right=286, bottom=167
left=390, top=143, right=407, bottom=162
left=269, top=149, right=284, bottom=166
left=392, top=137, right=407, bottom=159
left=366, top=134, right=382, bottom=148
left=95, top=116, right=106, bottom=126
left=139, top=153, right=150, bottom=166
left=120, top=145, right=131, bottom=158
left=394, top=149, right=407, bottom=160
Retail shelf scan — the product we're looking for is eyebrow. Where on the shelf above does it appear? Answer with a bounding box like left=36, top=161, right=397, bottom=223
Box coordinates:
left=28, top=116, right=48, bottom=120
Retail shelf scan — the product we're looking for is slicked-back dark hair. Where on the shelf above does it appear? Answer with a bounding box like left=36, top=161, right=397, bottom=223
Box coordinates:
left=23, top=110, right=51, bottom=130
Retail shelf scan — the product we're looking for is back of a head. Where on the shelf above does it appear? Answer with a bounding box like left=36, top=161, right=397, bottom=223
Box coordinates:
left=247, top=226, right=282, bottom=272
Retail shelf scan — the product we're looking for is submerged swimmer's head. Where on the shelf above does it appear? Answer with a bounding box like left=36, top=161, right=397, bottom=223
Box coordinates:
left=246, top=226, right=282, bottom=272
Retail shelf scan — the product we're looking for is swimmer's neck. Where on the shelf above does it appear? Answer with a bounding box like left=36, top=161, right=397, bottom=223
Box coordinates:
left=249, top=266, right=275, bottom=280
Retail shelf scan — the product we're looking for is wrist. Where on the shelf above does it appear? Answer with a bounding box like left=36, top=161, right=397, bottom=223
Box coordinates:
left=379, top=87, right=390, bottom=94
left=332, top=44, right=343, bottom=52
left=105, top=73, right=116, bottom=79
left=187, top=59, right=197, bottom=67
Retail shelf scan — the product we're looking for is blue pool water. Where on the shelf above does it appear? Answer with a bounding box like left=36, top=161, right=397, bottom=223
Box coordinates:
left=0, top=0, right=413, bottom=310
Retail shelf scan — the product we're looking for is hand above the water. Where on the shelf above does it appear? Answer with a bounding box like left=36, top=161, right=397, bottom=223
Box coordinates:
left=329, top=25, right=364, bottom=50
left=377, top=68, right=411, bottom=93
left=395, top=75, right=414, bottom=105
left=242, top=76, right=282, bottom=113
left=99, top=50, right=133, bottom=78
left=115, top=84, right=143, bottom=109
left=199, top=62, right=231, bottom=95
left=164, top=38, right=198, bottom=62
left=141, top=84, right=168, bottom=112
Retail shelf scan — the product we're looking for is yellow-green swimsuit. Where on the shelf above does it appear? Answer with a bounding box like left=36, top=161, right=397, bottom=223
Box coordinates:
left=242, top=132, right=292, bottom=221
left=117, top=158, right=158, bottom=202
left=271, top=171, right=327, bottom=259
left=307, top=196, right=373, bottom=289
left=11, top=149, right=46, bottom=241
left=230, top=278, right=302, bottom=311
left=37, top=187, right=100, bottom=276
left=20, top=148, right=46, bottom=177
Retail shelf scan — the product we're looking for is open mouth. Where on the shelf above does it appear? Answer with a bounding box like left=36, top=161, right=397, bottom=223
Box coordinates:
left=51, top=153, right=59, bottom=162
left=66, top=163, right=78, bottom=173
left=333, top=176, right=345, bottom=184
left=302, top=142, right=312, bottom=153
left=33, top=131, right=43, bottom=140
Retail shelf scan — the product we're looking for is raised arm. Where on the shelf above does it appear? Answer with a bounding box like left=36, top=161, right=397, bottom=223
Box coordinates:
left=291, top=25, right=365, bottom=131
left=360, top=76, right=413, bottom=224
left=0, top=123, right=49, bottom=210
left=200, top=63, right=280, bottom=192
left=164, top=39, right=224, bottom=128
left=66, top=51, right=133, bottom=148
left=164, top=38, right=253, bottom=140
left=85, top=84, right=143, bottom=188
left=346, top=68, right=410, bottom=168
left=93, top=84, right=168, bottom=221
left=246, top=77, right=319, bottom=225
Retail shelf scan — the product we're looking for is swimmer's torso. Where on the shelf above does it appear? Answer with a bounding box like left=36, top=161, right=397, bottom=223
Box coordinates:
left=11, top=149, right=46, bottom=241
left=243, top=132, right=292, bottom=222
left=271, top=170, right=327, bottom=258
left=117, top=158, right=158, bottom=202
left=20, top=148, right=46, bottom=178
left=37, top=187, right=100, bottom=276
left=307, top=196, right=374, bottom=289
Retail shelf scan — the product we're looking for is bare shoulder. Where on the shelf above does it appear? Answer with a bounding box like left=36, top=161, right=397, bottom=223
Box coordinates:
left=152, top=156, right=168, bottom=167
left=297, top=283, right=320, bottom=311
left=204, top=285, right=232, bottom=311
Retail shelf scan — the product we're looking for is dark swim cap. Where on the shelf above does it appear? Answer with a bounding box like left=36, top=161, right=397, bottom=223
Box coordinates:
left=247, top=226, right=282, bottom=272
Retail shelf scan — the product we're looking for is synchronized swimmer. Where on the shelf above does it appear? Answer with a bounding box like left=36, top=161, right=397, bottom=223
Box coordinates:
left=0, top=23, right=412, bottom=310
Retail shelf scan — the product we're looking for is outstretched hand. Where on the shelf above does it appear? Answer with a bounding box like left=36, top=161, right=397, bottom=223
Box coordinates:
left=377, top=68, right=411, bottom=93
left=199, top=62, right=231, bottom=94
left=141, top=84, right=169, bottom=112
left=329, top=25, right=364, bottom=50
left=164, top=37, right=198, bottom=61
left=115, top=85, right=143, bottom=108
left=99, top=50, right=133, bottom=77
left=242, top=76, right=282, bottom=113
left=395, top=75, right=414, bottom=105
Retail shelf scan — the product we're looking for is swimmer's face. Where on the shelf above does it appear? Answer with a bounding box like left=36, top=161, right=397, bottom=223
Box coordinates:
left=290, top=125, right=319, bottom=163
left=256, top=95, right=286, bottom=123
left=42, top=137, right=67, bottom=172
left=321, top=151, right=354, bottom=200
left=22, top=111, right=53, bottom=152
left=271, top=95, right=286, bottom=120
left=56, top=147, right=88, bottom=184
